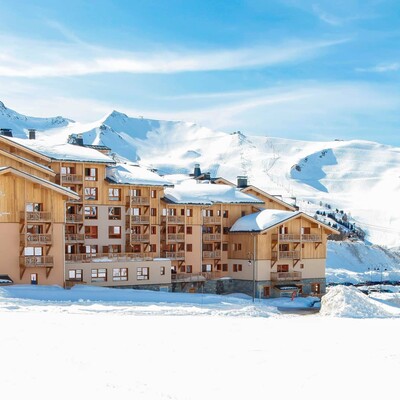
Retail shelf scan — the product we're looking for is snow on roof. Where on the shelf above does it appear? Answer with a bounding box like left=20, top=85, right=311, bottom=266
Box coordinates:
left=106, top=164, right=174, bottom=186
left=164, top=180, right=264, bottom=205
left=230, top=209, right=300, bottom=232
left=3, top=136, right=114, bottom=164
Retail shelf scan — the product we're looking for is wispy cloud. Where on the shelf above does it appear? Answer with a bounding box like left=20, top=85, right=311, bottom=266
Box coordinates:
left=357, top=63, right=400, bottom=73
left=0, top=33, right=348, bottom=78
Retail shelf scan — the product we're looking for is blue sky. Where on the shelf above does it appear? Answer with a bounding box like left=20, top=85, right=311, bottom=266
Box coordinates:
left=1, top=0, right=400, bottom=145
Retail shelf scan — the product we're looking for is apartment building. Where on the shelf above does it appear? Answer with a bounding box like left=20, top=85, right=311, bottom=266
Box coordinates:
left=0, top=131, right=337, bottom=297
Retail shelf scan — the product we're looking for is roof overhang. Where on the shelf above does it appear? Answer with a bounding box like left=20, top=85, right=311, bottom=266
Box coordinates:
left=241, top=186, right=297, bottom=211
left=0, top=135, right=52, bottom=162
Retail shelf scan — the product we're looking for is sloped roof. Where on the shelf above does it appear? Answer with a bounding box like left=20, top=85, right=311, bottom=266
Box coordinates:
left=230, top=209, right=339, bottom=234
left=106, top=164, right=174, bottom=187
left=164, top=180, right=264, bottom=205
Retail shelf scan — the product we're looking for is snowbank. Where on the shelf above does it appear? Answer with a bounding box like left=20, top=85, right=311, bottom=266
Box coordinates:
left=320, top=285, right=397, bottom=318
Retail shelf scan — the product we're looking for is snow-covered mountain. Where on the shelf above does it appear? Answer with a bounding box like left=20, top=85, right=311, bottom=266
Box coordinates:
left=1, top=101, right=400, bottom=249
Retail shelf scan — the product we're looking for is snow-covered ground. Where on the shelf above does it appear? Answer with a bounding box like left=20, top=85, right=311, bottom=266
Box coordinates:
left=0, top=285, right=399, bottom=399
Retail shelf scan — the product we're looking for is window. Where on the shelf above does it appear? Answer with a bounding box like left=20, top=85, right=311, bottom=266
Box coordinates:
left=222, top=243, right=228, bottom=251
left=216, top=264, right=221, bottom=271
left=137, top=267, right=149, bottom=280
left=186, top=208, right=193, bottom=217
left=263, top=287, right=270, bottom=297
left=223, top=227, right=230, bottom=234
left=186, top=244, right=192, bottom=252
left=84, top=187, right=98, bottom=200
left=84, top=206, right=97, bottom=219
left=241, top=211, right=246, bottom=217
left=222, top=264, right=228, bottom=272
left=311, top=283, right=321, bottom=294
left=277, top=264, right=289, bottom=273
left=109, top=226, right=121, bottom=239
left=233, top=264, right=238, bottom=272
left=109, top=188, right=121, bottom=201
left=91, top=268, right=107, bottom=282
left=108, top=207, right=121, bottom=220
left=68, top=269, right=82, bottom=281
left=302, top=227, right=311, bottom=234
left=279, top=244, right=289, bottom=251
left=160, top=266, right=165, bottom=275
left=186, top=265, right=192, bottom=273
left=233, top=243, right=242, bottom=251
left=61, top=166, right=75, bottom=174
left=149, top=244, right=156, bottom=252
left=238, top=264, right=242, bottom=271
left=85, top=226, right=98, bottom=239
left=151, top=190, right=157, bottom=198
left=300, top=263, right=304, bottom=269
left=131, top=189, right=141, bottom=196
left=151, top=208, right=157, bottom=216
left=223, top=210, right=229, bottom=218
left=84, top=245, right=98, bottom=254
left=151, top=226, right=157, bottom=235
left=186, top=226, right=192, bottom=235
left=180, top=265, right=186, bottom=273
left=113, top=268, right=128, bottom=281
left=279, top=226, right=288, bottom=234
left=85, top=168, right=97, bottom=181
left=180, top=208, right=185, bottom=216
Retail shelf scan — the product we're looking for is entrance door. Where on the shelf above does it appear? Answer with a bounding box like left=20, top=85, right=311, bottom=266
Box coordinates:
left=30, top=273, right=38, bottom=285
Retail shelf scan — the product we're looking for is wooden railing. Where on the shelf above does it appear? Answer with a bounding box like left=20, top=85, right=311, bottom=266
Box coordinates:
left=20, top=256, right=54, bottom=267
left=162, top=216, right=185, bottom=224
left=272, top=234, right=301, bottom=242
left=21, top=234, right=52, bottom=245
left=126, top=196, right=150, bottom=206
left=301, top=234, right=322, bottom=242
left=203, top=233, right=221, bottom=241
left=66, top=214, right=83, bottom=223
left=61, top=174, right=83, bottom=184
left=203, top=216, right=222, bottom=224
left=129, top=234, right=150, bottom=243
left=202, top=250, right=221, bottom=259
left=20, top=211, right=52, bottom=222
left=65, top=252, right=157, bottom=263
left=271, top=272, right=302, bottom=281
left=128, top=215, right=150, bottom=224
left=167, top=233, right=185, bottom=242
left=272, top=251, right=301, bottom=260
left=171, top=271, right=224, bottom=282
left=164, top=251, right=185, bottom=260
left=65, top=233, right=85, bottom=243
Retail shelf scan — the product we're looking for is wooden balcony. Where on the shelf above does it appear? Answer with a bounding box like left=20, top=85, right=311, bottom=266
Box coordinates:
left=60, top=174, right=83, bottom=184
left=20, top=256, right=54, bottom=268
left=203, top=233, right=221, bottom=241
left=164, top=251, right=185, bottom=260
left=271, top=272, right=302, bottom=281
left=301, top=234, right=322, bottom=242
left=162, top=216, right=185, bottom=224
left=167, top=233, right=185, bottom=242
left=126, top=196, right=150, bottom=206
left=271, top=250, right=300, bottom=260
left=65, top=233, right=85, bottom=243
left=66, top=213, right=83, bottom=223
left=129, top=234, right=150, bottom=243
left=65, top=252, right=157, bottom=263
left=202, top=250, right=221, bottom=259
left=21, top=234, right=52, bottom=245
left=272, top=234, right=301, bottom=242
left=128, top=215, right=150, bottom=224
left=20, top=211, right=52, bottom=222
left=203, top=216, right=222, bottom=225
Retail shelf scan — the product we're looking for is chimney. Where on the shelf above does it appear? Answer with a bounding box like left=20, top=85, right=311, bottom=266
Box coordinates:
left=28, top=129, right=36, bottom=140
left=68, top=134, right=84, bottom=146
left=193, top=163, right=201, bottom=178
left=237, top=175, right=248, bottom=188
left=75, top=134, right=84, bottom=146
left=0, top=128, right=13, bottom=137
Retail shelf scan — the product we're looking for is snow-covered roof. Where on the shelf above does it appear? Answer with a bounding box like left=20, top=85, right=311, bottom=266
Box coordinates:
left=164, top=180, right=264, bottom=205
left=106, top=164, right=174, bottom=187
left=230, top=209, right=301, bottom=232
left=2, top=136, right=114, bottom=164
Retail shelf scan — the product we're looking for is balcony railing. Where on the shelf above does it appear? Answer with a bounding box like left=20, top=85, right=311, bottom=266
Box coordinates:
left=66, top=214, right=83, bottom=223
left=65, top=252, right=157, bottom=263
left=128, top=234, right=150, bottom=243
left=20, top=211, right=52, bottom=222
left=164, top=251, right=185, bottom=260
left=65, top=233, right=85, bottom=243
left=301, top=234, right=322, bottom=242
left=20, top=256, right=54, bottom=268
left=272, top=251, right=301, bottom=260
left=203, top=216, right=222, bottom=225
left=167, top=233, right=185, bottom=242
left=126, top=196, right=150, bottom=206
left=21, top=234, right=52, bottom=245
left=202, top=250, right=221, bottom=259
left=271, top=272, right=302, bottom=281
left=128, top=215, right=150, bottom=224
left=203, top=233, right=221, bottom=241
left=162, top=216, right=185, bottom=224
left=272, top=234, right=301, bottom=242
left=60, top=174, right=83, bottom=184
